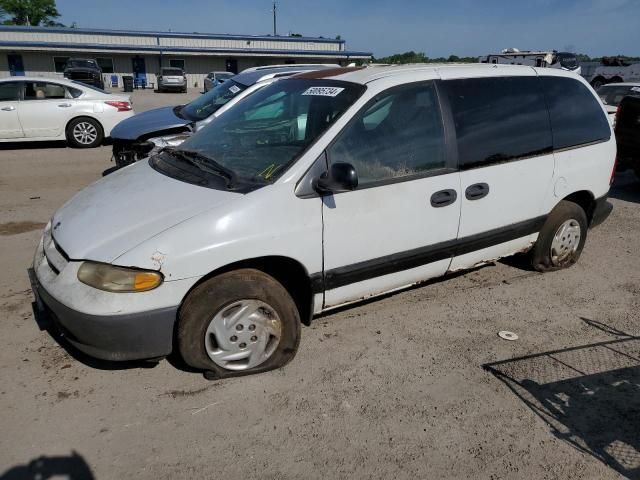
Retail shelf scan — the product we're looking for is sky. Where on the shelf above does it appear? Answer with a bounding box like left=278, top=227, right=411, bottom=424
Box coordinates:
left=55, top=0, right=640, bottom=58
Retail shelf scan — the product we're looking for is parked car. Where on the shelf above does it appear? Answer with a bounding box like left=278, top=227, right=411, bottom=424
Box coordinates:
left=63, top=58, right=104, bottom=89
left=157, top=67, right=187, bottom=93
left=29, top=65, right=614, bottom=378
left=0, top=77, right=133, bottom=148
left=614, top=95, right=640, bottom=179
left=596, top=82, right=640, bottom=116
left=204, top=71, right=234, bottom=92
left=111, top=64, right=339, bottom=167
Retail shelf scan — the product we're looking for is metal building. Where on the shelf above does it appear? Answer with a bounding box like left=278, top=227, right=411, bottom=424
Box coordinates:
left=0, top=26, right=372, bottom=88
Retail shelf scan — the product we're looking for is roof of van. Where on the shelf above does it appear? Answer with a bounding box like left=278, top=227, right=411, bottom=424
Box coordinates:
left=294, top=63, right=581, bottom=85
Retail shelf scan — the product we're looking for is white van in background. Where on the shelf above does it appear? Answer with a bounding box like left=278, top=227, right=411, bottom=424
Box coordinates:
left=30, top=64, right=615, bottom=379
left=479, top=49, right=581, bottom=75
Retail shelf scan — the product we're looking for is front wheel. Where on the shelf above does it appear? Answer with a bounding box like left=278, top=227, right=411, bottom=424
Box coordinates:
left=177, top=269, right=301, bottom=378
left=66, top=117, right=104, bottom=148
left=529, top=201, right=588, bottom=272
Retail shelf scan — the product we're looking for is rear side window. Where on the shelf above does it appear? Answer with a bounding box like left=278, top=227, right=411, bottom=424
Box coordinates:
left=444, top=76, right=552, bottom=170
left=541, top=77, right=610, bottom=149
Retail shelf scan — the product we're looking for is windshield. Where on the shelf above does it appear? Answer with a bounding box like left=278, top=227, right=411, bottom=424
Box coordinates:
left=597, top=85, right=640, bottom=106
left=556, top=52, right=578, bottom=70
left=180, top=80, right=248, bottom=121
left=67, top=60, right=98, bottom=69
left=159, top=79, right=365, bottom=187
left=162, top=68, right=183, bottom=76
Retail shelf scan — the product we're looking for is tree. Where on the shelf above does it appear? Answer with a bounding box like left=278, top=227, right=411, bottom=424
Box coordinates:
left=0, top=0, right=63, bottom=27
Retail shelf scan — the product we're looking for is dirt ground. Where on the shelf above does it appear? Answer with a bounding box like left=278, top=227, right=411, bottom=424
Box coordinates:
left=1, top=89, right=639, bottom=480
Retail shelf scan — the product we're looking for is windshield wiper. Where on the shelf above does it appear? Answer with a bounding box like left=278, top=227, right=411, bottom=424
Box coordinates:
left=162, top=147, right=237, bottom=188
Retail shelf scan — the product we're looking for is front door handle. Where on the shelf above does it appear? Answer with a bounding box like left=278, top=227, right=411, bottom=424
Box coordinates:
left=1, top=105, right=16, bottom=111
left=58, top=103, right=72, bottom=108
left=430, top=189, right=458, bottom=208
left=465, top=183, right=490, bottom=200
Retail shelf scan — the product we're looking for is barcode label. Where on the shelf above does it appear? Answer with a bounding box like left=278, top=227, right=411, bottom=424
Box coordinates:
left=302, top=86, right=345, bottom=97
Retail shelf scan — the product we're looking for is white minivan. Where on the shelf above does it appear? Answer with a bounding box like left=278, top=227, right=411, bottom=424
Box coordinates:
left=30, top=65, right=615, bottom=378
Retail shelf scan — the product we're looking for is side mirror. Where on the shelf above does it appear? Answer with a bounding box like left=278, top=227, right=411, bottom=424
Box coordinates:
left=313, top=162, right=358, bottom=194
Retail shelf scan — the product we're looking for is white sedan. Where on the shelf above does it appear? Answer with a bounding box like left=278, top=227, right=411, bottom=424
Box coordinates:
left=0, top=76, right=134, bottom=148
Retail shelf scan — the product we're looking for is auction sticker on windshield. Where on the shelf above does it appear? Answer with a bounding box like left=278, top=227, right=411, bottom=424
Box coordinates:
left=302, top=86, right=345, bottom=97
left=229, top=85, right=241, bottom=94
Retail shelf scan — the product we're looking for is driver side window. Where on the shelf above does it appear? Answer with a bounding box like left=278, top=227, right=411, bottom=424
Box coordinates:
left=327, top=82, right=446, bottom=186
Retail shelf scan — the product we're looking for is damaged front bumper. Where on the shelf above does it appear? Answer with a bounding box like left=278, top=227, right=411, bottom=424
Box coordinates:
left=28, top=229, right=188, bottom=362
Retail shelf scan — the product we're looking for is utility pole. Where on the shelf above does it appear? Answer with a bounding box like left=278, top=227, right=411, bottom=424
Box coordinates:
left=272, top=1, right=277, bottom=36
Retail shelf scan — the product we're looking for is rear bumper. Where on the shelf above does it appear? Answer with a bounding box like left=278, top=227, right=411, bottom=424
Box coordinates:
left=591, top=195, right=613, bottom=228
left=29, top=268, right=177, bottom=361
left=159, top=82, right=187, bottom=90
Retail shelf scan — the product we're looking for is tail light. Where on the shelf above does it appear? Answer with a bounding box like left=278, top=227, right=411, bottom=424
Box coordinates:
left=105, top=101, right=132, bottom=112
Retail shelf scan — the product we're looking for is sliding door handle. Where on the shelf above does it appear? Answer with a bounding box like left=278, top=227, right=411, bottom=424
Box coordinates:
left=465, top=183, right=490, bottom=200
left=430, top=189, right=457, bottom=208
left=1, top=105, right=16, bottom=111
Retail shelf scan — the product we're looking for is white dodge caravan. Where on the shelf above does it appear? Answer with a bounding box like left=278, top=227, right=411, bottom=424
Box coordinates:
left=30, top=65, right=615, bottom=378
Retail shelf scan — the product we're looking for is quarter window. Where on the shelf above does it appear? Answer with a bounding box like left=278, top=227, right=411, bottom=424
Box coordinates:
left=0, top=82, right=21, bottom=101
left=444, top=76, right=552, bottom=169
left=328, top=82, right=447, bottom=186
left=541, top=76, right=611, bottom=149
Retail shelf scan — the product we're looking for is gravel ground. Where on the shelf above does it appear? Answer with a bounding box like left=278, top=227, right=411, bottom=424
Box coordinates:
left=0, top=90, right=639, bottom=479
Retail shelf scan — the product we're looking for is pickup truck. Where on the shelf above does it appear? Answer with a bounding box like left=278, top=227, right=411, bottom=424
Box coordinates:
left=63, top=58, right=104, bottom=89
left=615, top=96, right=640, bottom=179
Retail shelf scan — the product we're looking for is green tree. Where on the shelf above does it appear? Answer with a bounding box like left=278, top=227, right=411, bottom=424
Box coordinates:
left=0, top=0, right=63, bottom=27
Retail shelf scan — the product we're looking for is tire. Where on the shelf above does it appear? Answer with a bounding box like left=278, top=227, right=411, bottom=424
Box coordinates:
left=178, top=269, right=301, bottom=378
left=610, top=76, right=623, bottom=84
left=529, top=200, right=588, bottom=272
left=591, top=77, right=606, bottom=89
left=66, top=117, right=104, bottom=148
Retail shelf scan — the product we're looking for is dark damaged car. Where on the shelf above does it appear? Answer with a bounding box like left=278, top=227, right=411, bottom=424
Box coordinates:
left=110, top=64, right=339, bottom=167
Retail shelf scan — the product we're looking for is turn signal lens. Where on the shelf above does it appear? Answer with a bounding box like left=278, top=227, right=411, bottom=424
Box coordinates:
left=78, top=262, right=163, bottom=293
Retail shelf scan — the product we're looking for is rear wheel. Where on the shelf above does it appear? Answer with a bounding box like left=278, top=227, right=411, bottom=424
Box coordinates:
left=591, top=77, right=606, bottom=89
left=66, top=117, right=104, bottom=148
left=178, top=269, right=301, bottom=378
left=529, top=201, right=588, bottom=272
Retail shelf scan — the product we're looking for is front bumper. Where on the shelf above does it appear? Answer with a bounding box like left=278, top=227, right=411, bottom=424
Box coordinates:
left=28, top=229, right=190, bottom=362
left=590, top=195, right=613, bottom=228
left=29, top=267, right=177, bottom=361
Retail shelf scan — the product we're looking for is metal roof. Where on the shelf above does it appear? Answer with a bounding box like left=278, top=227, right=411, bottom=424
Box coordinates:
left=0, top=25, right=345, bottom=44
left=0, top=40, right=372, bottom=58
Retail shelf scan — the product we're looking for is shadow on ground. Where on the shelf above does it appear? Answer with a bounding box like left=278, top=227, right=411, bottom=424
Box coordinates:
left=0, top=451, right=94, bottom=480
left=484, top=318, right=640, bottom=479
left=0, top=138, right=112, bottom=151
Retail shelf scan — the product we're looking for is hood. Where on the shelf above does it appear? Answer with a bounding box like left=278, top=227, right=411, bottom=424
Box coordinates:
left=110, top=105, right=190, bottom=141
left=51, top=160, right=240, bottom=263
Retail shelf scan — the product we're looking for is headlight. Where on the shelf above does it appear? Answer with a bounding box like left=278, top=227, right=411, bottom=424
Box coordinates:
left=77, top=262, right=163, bottom=293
